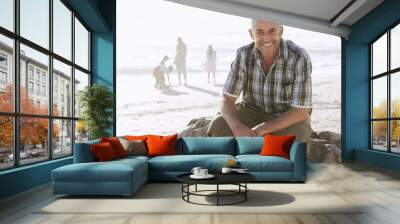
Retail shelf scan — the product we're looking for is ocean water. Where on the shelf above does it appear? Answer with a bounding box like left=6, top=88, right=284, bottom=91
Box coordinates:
left=116, top=0, right=342, bottom=135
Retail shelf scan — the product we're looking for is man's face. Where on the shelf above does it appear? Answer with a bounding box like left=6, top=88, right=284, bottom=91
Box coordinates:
left=250, top=21, right=283, bottom=57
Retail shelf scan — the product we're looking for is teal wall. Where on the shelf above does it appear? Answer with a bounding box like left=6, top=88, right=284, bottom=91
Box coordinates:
left=0, top=0, right=116, bottom=200
left=0, top=158, right=72, bottom=199
left=343, top=0, right=400, bottom=171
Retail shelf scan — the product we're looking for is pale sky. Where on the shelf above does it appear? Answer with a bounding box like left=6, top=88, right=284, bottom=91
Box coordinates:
left=117, top=0, right=341, bottom=74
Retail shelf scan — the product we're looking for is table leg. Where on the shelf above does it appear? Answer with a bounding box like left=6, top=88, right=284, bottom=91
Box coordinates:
left=195, top=184, right=197, bottom=192
left=245, top=183, right=247, bottom=201
left=217, top=184, right=219, bottom=206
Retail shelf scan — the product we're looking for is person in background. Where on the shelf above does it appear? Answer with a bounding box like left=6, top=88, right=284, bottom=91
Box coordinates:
left=206, top=45, right=217, bottom=84
left=207, top=19, right=312, bottom=147
left=174, top=37, right=187, bottom=85
left=153, top=56, right=170, bottom=89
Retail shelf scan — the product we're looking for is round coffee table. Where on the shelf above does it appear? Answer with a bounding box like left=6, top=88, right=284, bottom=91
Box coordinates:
left=177, top=172, right=255, bottom=206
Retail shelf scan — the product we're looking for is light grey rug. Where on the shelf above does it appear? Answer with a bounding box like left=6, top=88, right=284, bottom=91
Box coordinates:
left=37, top=183, right=362, bottom=214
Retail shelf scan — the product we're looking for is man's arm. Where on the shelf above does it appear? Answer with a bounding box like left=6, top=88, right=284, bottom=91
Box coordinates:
left=221, top=93, right=256, bottom=137
left=252, top=107, right=310, bottom=136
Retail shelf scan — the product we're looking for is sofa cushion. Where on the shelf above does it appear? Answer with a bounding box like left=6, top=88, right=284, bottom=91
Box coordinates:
left=147, top=134, right=177, bottom=157
left=118, top=138, right=147, bottom=156
left=148, top=154, right=235, bottom=172
left=52, top=159, right=147, bottom=183
left=91, top=142, right=118, bottom=161
left=101, top=137, right=127, bottom=158
left=260, top=135, right=296, bottom=159
left=236, top=155, right=293, bottom=172
left=177, top=137, right=235, bottom=155
left=236, top=137, right=264, bottom=155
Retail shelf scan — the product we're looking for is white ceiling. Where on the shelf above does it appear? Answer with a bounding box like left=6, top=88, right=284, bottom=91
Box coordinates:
left=166, top=0, right=384, bottom=38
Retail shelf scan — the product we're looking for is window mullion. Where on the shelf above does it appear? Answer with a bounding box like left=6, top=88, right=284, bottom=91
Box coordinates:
left=388, top=30, right=391, bottom=152
left=13, top=0, right=20, bottom=167
left=71, top=10, right=76, bottom=154
left=48, top=0, right=54, bottom=160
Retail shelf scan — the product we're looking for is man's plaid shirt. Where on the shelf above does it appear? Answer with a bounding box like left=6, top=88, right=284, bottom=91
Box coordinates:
left=223, top=39, right=312, bottom=114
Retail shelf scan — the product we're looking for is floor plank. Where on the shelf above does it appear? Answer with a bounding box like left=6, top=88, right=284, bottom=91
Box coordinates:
left=1, top=162, right=400, bottom=224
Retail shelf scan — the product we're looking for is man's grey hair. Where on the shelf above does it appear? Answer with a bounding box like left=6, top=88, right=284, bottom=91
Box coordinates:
left=250, top=19, right=282, bottom=29
left=250, top=19, right=257, bottom=29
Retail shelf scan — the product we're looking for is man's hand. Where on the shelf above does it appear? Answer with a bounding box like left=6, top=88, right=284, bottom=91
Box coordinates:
left=231, top=122, right=257, bottom=137
left=251, top=107, right=310, bottom=136
left=251, top=123, right=267, bottom=136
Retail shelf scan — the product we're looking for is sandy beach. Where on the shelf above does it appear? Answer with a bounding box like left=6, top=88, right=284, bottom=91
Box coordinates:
left=116, top=71, right=341, bottom=136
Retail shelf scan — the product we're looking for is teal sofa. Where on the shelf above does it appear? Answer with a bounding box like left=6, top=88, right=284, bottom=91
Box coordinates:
left=52, top=137, right=307, bottom=196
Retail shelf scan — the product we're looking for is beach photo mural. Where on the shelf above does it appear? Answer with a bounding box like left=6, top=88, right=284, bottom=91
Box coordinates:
left=116, top=0, right=341, bottom=161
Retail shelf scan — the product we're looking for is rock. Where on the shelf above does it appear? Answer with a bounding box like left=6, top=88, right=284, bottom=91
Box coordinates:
left=309, top=139, right=342, bottom=163
left=311, top=130, right=319, bottom=139
left=178, top=117, right=212, bottom=138
left=318, top=131, right=341, bottom=148
left=309, top=131, right=342, bottom=163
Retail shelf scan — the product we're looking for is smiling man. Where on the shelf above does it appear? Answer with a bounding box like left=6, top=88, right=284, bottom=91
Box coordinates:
left=207, top=19, right=312, bottom=144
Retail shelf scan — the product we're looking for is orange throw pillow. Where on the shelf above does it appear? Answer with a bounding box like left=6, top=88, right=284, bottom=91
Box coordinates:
left=124, top=135, right=149, bottom=141
left=146, top=134, right=177, bottom=157
left=101, top=137, right=127, bottom=158
left=91, top=142, right=117, bottom=161
left=259, top=135, right=296, bottom=159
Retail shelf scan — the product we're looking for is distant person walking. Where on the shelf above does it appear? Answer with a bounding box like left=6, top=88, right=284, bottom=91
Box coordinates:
left=206, top=45, right=217, bottom=84
left=174, top=37, right=187, bottom=85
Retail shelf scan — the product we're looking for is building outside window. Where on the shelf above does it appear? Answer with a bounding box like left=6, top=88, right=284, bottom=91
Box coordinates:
left=28, top=67, right=34, bottom=80
left=28, top=81, right=34, bottom=94
left=35, top=70, right=40, bottom=81
left=0, top=71, right=6, bottom=84
left=0, top=54, right=7, bottom=88
left=42, top=85, right=46, bottom=97
left=41, top=73, right=46, bottom=83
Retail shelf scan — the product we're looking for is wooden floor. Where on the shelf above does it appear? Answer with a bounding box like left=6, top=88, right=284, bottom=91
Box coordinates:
left=1, top=162, right=400, bottom=224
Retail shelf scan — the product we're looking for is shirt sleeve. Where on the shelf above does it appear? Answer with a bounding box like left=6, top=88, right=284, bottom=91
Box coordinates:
left=223, top=50, right=245, bottom=98
left=291, top=57, right=312, bottom=108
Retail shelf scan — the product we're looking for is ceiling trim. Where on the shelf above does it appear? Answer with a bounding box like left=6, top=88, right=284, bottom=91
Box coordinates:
left=166, top=0, right=351, bottom=38
left=330, top=0, right=369, bottom=27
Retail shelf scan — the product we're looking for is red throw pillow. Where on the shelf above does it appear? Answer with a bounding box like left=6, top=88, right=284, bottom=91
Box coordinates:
left=146, top=134, right=177, bottom=157
left=259, top=135, right=296, bottom=159
left=91, top=142, right=117, bottom=161
left=101, top=137, right=127, bottom=158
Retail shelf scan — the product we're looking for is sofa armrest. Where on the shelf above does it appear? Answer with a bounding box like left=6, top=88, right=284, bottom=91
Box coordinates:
left=289, top=141, right=307, bottom=181
left=73, top=141, right=99, bottom=163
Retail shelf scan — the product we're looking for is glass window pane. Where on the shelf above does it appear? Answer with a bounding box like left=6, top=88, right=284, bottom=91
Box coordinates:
left=372, top=33, right=387, bottom=76
left=74, top=69, right=89, bottom=118
left=0, top=0, right=14, bottom=31
left=75, top=18, right=89, bottom=69
left=0, top=116, right=14, bottom=170
left=20, top=44, right=49, bottom=115
left=20, top=0, right=49, bottom=49
left=372, top=77, right=387, bottom=119
left=20, top=117, right=49, bottom=165
left=0, top=34, right=14, bottom=112
left=372, top=121, right=388, bottom=151
left=392, top=120, right=400, bottom=153
left=53, top=0, right=72, bottom=60
left=391, top=72, right=400, bottom=118
left=53, top=119, right=72, bottom=158
left=75, top=120, right=88, bottom=143
left=53, top=59, right=72, bottom=117
left=391, top=24, right=400, bottom=70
